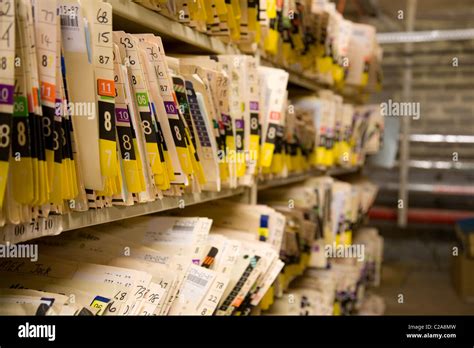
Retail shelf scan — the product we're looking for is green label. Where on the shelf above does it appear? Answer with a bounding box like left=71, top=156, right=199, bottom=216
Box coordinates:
left=13, top=96, right=28, bottom=117
left=136, top=92, right=149, bottom=107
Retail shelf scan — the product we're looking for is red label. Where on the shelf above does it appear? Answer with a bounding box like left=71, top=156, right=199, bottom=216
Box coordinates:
left=270, top=111, right=280, bottom=121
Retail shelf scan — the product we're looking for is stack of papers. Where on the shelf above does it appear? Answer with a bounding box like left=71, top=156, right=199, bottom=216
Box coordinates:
left=259, top=175, right=378, bottom=247
left=293, top=94, right=384, bottom=169
left=0, top=214, right=287, bottom=315
left=264, top=227, right=384, bottom=316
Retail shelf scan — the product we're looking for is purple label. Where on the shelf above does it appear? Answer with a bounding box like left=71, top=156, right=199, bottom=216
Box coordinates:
left=164, top=101, right=178, bottom=114
left=115, top=108, right=130, bottom=123
left=0, top=84, right=14, bottom=105
left=249, top=101, right=259, bottom=111
left=221, top=114, right=231, bottom=123
left=235, top=119, right=244, bottom=129
left=192, top=259, right=200, bottom=265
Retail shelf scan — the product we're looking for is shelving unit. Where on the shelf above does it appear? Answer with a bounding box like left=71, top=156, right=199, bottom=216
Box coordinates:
left=260, top=56, right=327, bottom=92
left=0, top=167, right=361, bottom=243
left=62, top=187, right=246, bottom=232
left=258, top=166, right=360, bottom=190
left=62, top=167, right=359, bottom=231
left=258, top=170, right=324, bottom=191
left=0, top=1, right=366, bottom=242
left=105, top=0, right=238, bottom=55
left=104, top=0, right=371, bottom=104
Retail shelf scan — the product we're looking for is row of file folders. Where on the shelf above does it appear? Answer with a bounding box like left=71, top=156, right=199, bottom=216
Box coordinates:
left=134, top=0, right=384, bottom=90
left=0, top=0, right=383, bottom=230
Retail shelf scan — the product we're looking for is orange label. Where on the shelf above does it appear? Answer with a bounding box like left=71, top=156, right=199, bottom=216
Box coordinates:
left=270, top=111, right=280, bottom=121
left=97, top=79, right=115, bottom=97
left=41, top=82, right=56, bottom=103
left=33, top=88, right=39, bottom=107
left=27, top=88, right=40, bottom=112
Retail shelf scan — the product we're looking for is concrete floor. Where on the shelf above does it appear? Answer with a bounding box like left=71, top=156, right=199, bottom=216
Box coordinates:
left=377, top=261, right=474, bottom=315
left=369, top=224, right=474, bottom=315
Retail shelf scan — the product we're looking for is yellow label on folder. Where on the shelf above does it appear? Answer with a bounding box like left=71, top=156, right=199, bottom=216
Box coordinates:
left=176, top=146, right=194, bottom=177
left=271, top=153, right=283, bottom=174
left=122, top=159, right=141, bottom=193
left=267, top=0, right=277, bottom=18
left=332, top=65, right=344, bottom=83
left=264, top=29, right=279, bottom=55
left=316, top=146, right=326, bottom=166
left=161, top=149, right=175, bottom=182
left=361, top=72, right=369, bottom=87
left=323, top=148, right=334, bottom=167
left=260, top=286, right=274, bottom=311
left=344, top=230, right=353, bottom=246
left=260, top=142, right=275, bottom=168
left=248, top=8, right=257, bottom=31
left=0, top=161, right=9, bottom=208
left=145, top=142, right=162, bottom=176
left=49, top=162, right=63, bottom=204
left=249, top=134, right=260, bottom=162
left=99, top=139, right=118, bottom=178
left=317, top=56, right=332, bottom=74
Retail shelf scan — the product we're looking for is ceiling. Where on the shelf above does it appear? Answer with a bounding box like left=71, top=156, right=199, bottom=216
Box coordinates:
left=334, top=0, right=474, bottom=32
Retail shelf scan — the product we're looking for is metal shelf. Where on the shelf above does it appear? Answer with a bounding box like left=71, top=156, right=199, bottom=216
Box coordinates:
left=62, top=166, right=359, bottom=231
left=379, top=182, right=474, bottom=196
left=258, top=170, right=323, bottom=190
left=260, top=57, right=326, bottom=92
left=258, top=166, right=359, bottom=190
left=62, top=187, right=246, bottom=232
left=105, top=0, right=238, bottom=55
left=0, top=165, right=362, bottom=243
left=328, top=166, right=361, bottom=176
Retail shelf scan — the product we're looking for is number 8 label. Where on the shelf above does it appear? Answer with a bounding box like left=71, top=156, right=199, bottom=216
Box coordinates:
left=142, top=120, right=152, bottom=135
left=0, top=124, right=10, bottom=148
left=104, top=111, right=112, bottom=131
left=174, top=125, right=182, bottom=141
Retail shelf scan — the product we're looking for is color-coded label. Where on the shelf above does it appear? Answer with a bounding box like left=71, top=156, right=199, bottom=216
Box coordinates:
left=258, top=214, right=270, bottom=241
left=13, top=96, right=28, bottom=117
left=249, top=101, right=259, bottom=111
left=40, top=81, right=56, bottom=103
left=136, top=92, right=149, bottom=107
left=0, top=84, right=14, bottom=105
left=235, top=119, right=244, bottom=129
left=97, top=79, right=115, bottom=97
left=115, top=107, right=130, bottom=123
left=163, top=101, right=178, bottom=114
left=269, top=111, right=280, bottom=121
